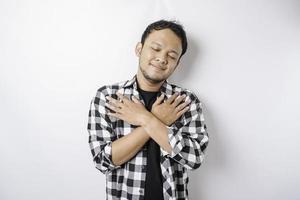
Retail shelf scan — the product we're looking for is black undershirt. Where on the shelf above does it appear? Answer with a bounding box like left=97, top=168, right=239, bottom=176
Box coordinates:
left=137, top=82, right=164, bottom=200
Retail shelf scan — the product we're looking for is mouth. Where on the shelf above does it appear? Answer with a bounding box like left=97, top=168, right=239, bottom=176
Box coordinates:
left=150, top=64, right=164, bottom=71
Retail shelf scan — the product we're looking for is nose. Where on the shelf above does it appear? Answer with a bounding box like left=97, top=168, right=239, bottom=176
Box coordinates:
left=155, top=55, right=167, bottom=66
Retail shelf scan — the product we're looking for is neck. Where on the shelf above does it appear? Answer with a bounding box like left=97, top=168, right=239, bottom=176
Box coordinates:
left=136, top=72, right=164, bottom=92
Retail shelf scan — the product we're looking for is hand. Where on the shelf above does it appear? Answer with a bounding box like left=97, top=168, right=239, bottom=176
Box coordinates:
left=105, top=92, right=151, bottom=126
left=151, top=93, right=191, bottom=126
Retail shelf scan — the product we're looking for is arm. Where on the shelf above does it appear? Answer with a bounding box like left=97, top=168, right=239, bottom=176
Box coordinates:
left=87, top=89, right=150, bottom=174
left=87, top=91, right=119, bottom=174
left=144, top=92, right=209, bottom=170
left=142, top=116, right=172, bottom=154
left=111, top=126, right=150, bottom=166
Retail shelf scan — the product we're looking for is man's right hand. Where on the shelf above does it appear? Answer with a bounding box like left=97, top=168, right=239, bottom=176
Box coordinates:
left=151, top=93, right=191, bottom=126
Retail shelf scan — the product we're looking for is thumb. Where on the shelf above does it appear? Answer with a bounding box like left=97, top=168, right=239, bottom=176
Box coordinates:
left=132, top=96, right=142, bottom=104
left=153, top=93, right=164, bottom=106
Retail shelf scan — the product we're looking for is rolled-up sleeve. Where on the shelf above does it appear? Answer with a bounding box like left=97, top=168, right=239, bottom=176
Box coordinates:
left=160, top=92, right=209, bottom=170
left=87, top=88, right=121, bottom=174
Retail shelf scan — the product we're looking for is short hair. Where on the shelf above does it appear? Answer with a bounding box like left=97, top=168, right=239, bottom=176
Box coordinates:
left=141, top=19, right=188, bottom=59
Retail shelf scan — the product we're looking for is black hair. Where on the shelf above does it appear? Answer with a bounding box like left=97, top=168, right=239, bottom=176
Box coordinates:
left=141, top=19, right=188, bottom=59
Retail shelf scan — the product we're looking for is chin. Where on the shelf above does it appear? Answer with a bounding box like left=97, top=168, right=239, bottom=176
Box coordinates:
left=145, top=73, right=165, bottom=83
left=140, top=66, right=167, bottom=83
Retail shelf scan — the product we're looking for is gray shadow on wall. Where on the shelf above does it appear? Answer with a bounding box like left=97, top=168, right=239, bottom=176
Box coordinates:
left=188, top=106, right=225, bottom=200
left=170, top=36, right=227, bottom=199
left=170, top=36, right=202, bottom=82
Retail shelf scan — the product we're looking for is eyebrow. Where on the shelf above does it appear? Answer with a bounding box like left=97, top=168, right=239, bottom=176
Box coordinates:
left=151, top=42, right=179, bottom=55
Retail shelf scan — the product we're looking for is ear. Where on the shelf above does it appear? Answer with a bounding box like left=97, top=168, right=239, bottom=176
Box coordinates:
left=135, top=42, right=142, bottom=57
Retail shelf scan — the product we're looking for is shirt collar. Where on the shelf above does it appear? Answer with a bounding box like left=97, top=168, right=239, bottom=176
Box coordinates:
left=121, top=74, right=171, bottom=95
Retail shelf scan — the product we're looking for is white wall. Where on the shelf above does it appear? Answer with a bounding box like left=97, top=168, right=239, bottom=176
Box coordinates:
left=1, top=0, right=299, bottom=199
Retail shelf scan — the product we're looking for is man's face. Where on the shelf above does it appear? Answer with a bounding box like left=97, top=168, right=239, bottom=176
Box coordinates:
left=136, top=28, right=183, bottom=84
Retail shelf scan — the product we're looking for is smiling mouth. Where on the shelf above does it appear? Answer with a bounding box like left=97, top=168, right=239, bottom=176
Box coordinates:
left=150, top=64, right=164, bottom=71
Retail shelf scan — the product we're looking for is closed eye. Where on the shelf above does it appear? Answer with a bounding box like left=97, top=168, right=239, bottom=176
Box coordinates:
left=151, top=47, right=160, bottom=51
left=169, top=55, right=176, bottom=60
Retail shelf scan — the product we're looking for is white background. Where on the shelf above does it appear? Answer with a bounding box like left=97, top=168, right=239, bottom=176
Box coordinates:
left=1, top=0, right=299, bottom=200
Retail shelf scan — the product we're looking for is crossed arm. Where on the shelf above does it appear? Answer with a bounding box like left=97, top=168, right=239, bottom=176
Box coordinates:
left=107, top=91, right=189, bottom=166
left=87, top=89, right=208, bottom=173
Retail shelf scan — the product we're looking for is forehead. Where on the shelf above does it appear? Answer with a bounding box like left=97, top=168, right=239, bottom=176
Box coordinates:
left=144, top=29, right=182, bottom=53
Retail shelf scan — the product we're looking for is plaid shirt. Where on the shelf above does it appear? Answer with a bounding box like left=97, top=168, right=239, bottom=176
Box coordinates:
left=87, top=75, right=209, bottom=200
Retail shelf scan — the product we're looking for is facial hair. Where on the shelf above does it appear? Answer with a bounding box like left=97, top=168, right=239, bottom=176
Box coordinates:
left=139, top=64, right=166, bottom=84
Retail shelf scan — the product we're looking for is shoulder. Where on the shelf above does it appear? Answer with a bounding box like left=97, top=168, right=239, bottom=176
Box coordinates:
left=95, top=79, right=128, bottom=96
left=167, top=82, right=202, bottom=105
left=90, top=79, right=128, bottom=107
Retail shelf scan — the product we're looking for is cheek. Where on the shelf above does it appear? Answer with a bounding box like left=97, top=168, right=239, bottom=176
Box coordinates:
left=169, top=63, right=178, bottom=71
left=141, top=52, right=155, bottom=63
left=139, top=55, right=150, bottom=66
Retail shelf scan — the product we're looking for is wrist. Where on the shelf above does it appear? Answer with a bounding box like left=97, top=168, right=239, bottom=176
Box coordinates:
left=140, top=112, right=154, bottom=127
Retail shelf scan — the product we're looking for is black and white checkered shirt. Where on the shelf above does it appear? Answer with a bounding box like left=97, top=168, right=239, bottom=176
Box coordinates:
left=87, top=75, right=209, bottom=200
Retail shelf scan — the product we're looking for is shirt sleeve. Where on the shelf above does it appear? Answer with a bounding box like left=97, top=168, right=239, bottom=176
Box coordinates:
left=160, top=92, right=209, bottom=170
left=87, top=88, right=121, bottom=174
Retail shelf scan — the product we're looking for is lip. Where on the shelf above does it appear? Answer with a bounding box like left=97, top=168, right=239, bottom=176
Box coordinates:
left=150, top=64, right=164, bottom=71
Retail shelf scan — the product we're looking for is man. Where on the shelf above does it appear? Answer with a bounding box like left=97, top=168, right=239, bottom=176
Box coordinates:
left=87, top=20, right=209, bottom=200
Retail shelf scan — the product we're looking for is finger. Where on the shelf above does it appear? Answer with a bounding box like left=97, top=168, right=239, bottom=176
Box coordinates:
left=175, top=101, right=188, bottom=112
left=106, top=96, right=122, bottom=108
left=107, top=112, right=121, bottom=119
left=165, top=92, right=180, bottom=104
left=105, top=102, right=121, bottom=113
left=132, top=96, right=142, bottom=104
left=116, top=92, right=125, bottom=102
left=176, top=106, right=190, bottom=118
left=175, top=97, right=191, bottom=111
left=172, top=94, right=186, bottom=107
left=153, top=93, right=164, bottom=106
left=116, top=92, right=131, bottom=104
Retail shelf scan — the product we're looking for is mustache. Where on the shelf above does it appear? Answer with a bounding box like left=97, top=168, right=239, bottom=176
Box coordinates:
left=150, top=63, right=166, bottom=70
